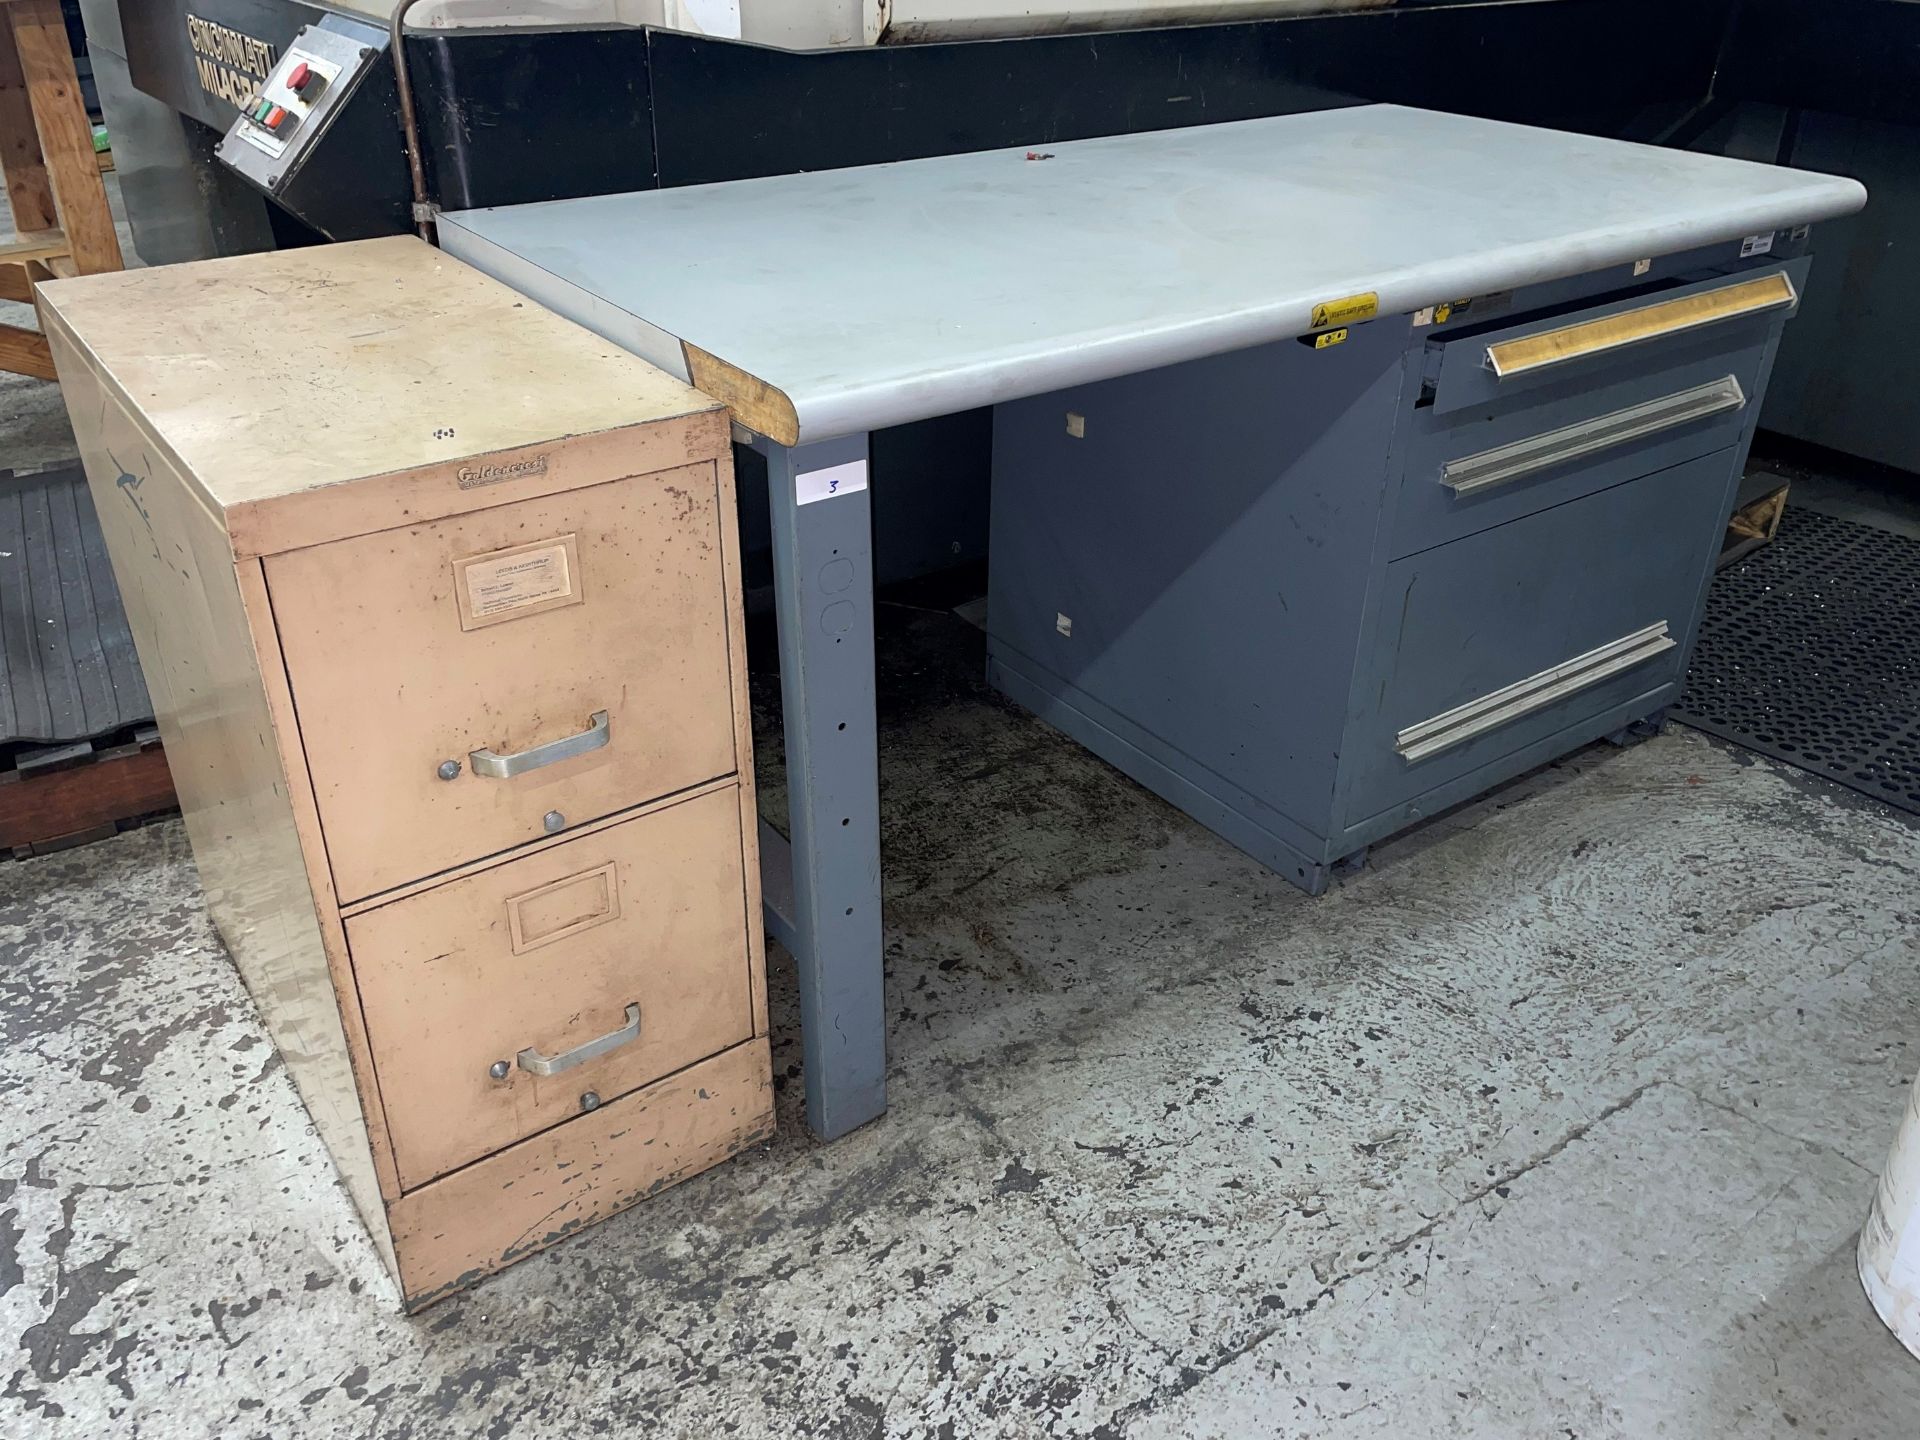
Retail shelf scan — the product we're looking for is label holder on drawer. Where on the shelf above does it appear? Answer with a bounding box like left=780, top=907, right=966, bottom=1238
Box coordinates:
left=454, top=533, right=584, bottom=631
left=507, top=860, right=621, bottom=953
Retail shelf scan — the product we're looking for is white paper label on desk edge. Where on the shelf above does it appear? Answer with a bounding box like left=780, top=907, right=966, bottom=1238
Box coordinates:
left=797, top=459, right=868, bottom=505
left=1740, top=232, right=1776, bottom=258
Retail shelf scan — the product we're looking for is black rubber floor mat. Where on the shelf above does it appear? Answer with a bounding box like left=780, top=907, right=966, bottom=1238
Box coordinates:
left=0, top=464, right=154, bottom=746
left=1673, top=507, right=1920, bottom=817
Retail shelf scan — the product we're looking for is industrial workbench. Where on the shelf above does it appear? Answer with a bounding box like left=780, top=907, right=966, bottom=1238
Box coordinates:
left=439, top=104, right=1866, bottom=1140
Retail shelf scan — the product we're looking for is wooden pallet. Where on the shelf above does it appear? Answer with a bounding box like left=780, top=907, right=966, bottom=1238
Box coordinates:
left=0, top=0, right=122, bottom=381
left=1720, top=481, right=1791, bottom=568
left=0, top=727, right=176, bottom=856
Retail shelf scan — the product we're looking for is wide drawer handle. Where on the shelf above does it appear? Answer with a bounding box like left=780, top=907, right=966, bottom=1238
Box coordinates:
left=1396, top=621, right=1676, bottom=764
left=1485, top=272, right=1797, bottom=379
left=470, top=710, right=609, bottom=779
left=516, top=1002, right=642, bottom=1077
left=1443, top=376, right=1747, bottom=496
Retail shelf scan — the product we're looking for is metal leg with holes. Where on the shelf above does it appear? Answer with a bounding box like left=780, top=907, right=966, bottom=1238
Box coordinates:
left=756, top=432, right=888, bottom=1139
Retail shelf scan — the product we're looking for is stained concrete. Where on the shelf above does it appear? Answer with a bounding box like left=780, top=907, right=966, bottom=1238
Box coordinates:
left=3, top=591, right=1919, bottom=1437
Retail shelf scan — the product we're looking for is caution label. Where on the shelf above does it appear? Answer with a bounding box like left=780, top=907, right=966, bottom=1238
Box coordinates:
left=1313, top=328, right=1349, bottom=350
left=1309, top=292, right=1379, bottom=330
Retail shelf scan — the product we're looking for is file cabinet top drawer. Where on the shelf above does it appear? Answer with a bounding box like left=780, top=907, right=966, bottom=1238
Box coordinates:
left=266, top=463, right=740, bottom=902
left=34, top=236, right=728, bottom=557
left=346, top=782, right=758, bottom=1192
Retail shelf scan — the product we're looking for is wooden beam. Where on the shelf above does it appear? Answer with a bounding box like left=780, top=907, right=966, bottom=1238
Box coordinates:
left=0, top=742, right=177, bottom=851
left=0, top=6, right=56, bottom=234
left=7, top=0, right=120, bottom=275
left=0, top=253, right=50, bottom=302
left=0, top=226, right=66, bottom=265
left=0, top=318, right=53, bottom=378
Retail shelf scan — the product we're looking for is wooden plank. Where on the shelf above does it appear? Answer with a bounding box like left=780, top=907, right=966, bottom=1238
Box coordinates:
left=0, top=227, right=65, bottom=264
left=0, top=255, right=46, bottom=302
left=0, top=7, right=55, bottom=234
left=8, top=0, right=120, bottom=275
left=0, top=741, right=176, bottom=850
left=0, top=318, right=52, bottom=378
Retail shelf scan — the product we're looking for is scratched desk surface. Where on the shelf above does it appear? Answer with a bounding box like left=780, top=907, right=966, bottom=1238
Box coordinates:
left=440, top=105, right=1866, bottom=445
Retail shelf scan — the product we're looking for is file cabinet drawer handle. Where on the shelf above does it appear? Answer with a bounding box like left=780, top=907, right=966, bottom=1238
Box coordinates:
left=1484, top=272, right=1797, bottom=379
left=515, top=1002, right=642, bottom=1077
left=470, top=710, right=610, bottom=779
left=1396, top=621, right=1676, bottom=764
left=1442, top=376, right=1747, bottom=496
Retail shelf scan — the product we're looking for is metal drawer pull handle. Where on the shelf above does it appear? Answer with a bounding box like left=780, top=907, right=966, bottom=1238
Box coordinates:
left=1443, top=376, right=1747, bottom=496
left=515, top=1002, right=642, bottom=1077
left=1396, top=621, right=1676, bottom=764
left=470, top=710, right=609, bottom=779
left=1485, top=272, right=1797, bottom=379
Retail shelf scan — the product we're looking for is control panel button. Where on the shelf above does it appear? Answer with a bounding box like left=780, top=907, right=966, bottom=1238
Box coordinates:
left=287, top=61, right=311, bottom=92
left=265, top=105, right=288, bottom=130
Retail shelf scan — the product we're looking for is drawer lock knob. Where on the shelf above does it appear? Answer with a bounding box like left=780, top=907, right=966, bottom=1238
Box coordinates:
left=543, top=810, right=567, bottom=834
left=580, top=1091, right=602, bottom=1113
left=488, top=1059, right=510, bottom=1081
left=437, top=759, right=462, bottom=781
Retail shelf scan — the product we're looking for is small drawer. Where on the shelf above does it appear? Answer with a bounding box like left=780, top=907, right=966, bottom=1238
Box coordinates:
left=266, top=463, right=738, bottom=901
left=1425, top=265, right=1800, bottom=417
left=344, top=782, right=756, bottom=1191
left=1391, top=338, right=1771, bottom=558
left=1341, top=448, right=1737, bottom=827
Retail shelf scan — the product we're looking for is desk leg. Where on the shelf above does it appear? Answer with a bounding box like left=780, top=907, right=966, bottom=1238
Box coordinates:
left=762, top=433, right=887, bottom=1139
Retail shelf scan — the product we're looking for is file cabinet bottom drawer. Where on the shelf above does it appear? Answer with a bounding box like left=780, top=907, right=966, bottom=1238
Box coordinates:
left=388, top=1037, right=774, bottom=1311
left=347, top=782, right=758, bottom=1190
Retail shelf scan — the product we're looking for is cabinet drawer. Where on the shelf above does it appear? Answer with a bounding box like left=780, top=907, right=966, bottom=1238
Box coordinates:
left=345, top=782, right=756, bottom=1191
left=1393, top=345, right=1770, bottom=559
left=1343, top=449, right=1737, bottom=826
left=267, top=463, right=737, bottom=901
left=1426, top=266, right=1799, bottom=417
left=1392, top=271, right=1798, bottom=558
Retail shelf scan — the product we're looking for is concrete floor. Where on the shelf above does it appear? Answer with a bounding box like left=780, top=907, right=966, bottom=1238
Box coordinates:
left=5, top=183, right=1920, bottom=1436
left=3, top=592, right=1919, bottom=1436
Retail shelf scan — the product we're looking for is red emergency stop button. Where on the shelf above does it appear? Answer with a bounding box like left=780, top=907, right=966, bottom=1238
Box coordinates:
left=287, top=61, right=312, bottom=93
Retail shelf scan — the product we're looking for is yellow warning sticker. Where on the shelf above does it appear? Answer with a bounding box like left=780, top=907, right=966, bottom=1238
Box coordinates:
left=1309, top=292, right=1379, bottom=330
left=1313, top=328, right=1350, bottom=350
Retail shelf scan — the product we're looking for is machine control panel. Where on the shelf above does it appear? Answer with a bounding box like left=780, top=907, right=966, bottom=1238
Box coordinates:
left=215, top=16, right=382, bottom=196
